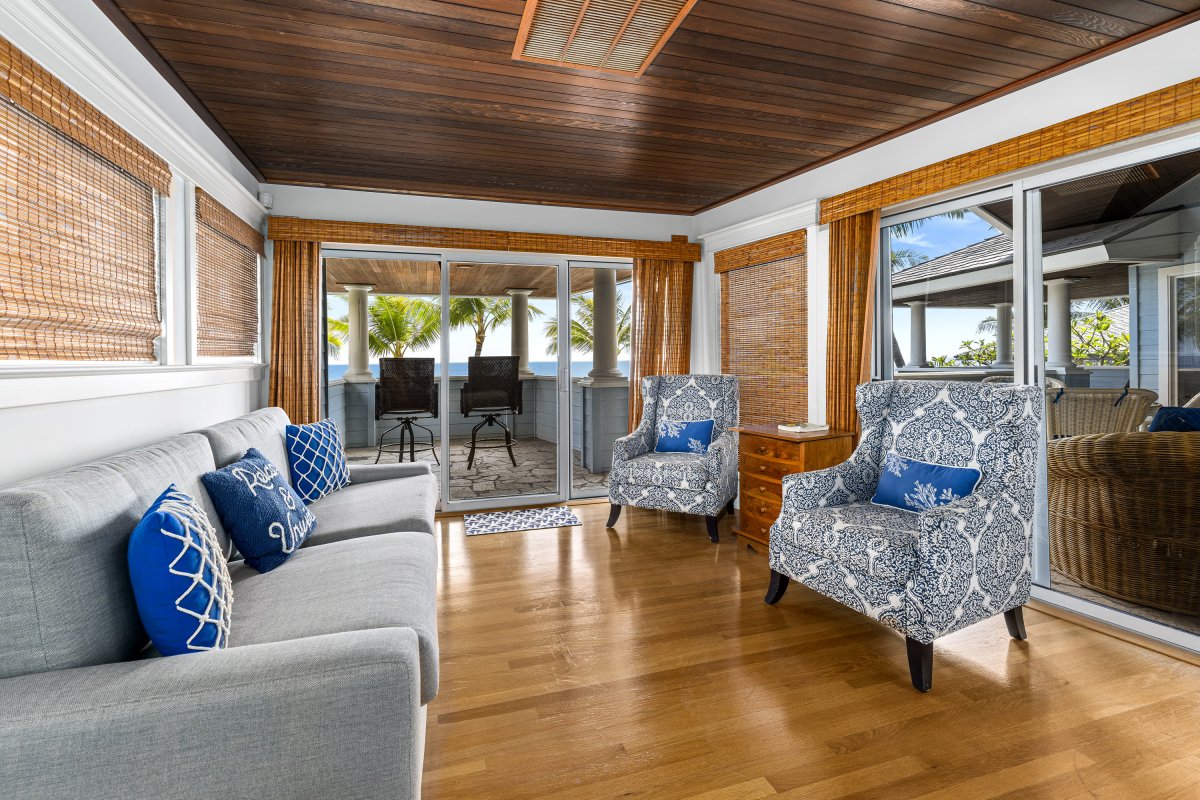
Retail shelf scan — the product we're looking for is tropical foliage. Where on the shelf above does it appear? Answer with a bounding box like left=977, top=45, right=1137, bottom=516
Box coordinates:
left=327, top=295, right=441, bottom=359
left=929, top=309, right=1129, bottom=367
left=543, top=293, right=631, bottom=355
left=448, top=297, right=542, bottom=357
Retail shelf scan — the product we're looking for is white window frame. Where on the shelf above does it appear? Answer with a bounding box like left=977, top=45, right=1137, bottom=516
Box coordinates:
left=1158, top=262, right=1200, bottom=406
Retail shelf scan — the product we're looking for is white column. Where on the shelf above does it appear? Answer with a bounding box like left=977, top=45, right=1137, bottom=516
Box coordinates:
left=992, top=301, right=1014, bottom=368
left=588, top=268, right=624, bottom=384
left=342, top=283, right=374, bottom=382
left=1045, top=279, right=1075, bottom=369
left=907, top=301, right=927, bottom=368
left=507, top=288, right=535, bottom=379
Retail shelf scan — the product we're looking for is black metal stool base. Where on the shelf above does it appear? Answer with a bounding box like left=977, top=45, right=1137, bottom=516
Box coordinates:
left=466, top=414, right=517, bottom=469
left=376, top=417, right=439, bottom=465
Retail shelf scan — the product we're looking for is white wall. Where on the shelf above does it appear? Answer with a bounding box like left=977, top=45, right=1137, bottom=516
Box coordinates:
left=0, top=0, right=268, bottom=488
left=265, top=184, right=692, bottom=241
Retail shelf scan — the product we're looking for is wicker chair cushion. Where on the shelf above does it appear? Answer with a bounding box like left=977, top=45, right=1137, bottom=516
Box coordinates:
left=1147, top=407, right=1200, bottom=432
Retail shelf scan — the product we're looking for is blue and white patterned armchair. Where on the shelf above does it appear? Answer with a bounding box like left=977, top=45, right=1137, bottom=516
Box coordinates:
left=607, top=375, right=739, bottom=543
left=765, top=381, right=1044, bottom=691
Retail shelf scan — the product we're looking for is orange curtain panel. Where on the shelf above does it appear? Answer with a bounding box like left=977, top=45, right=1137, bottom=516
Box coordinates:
left=268, top=240, right=323, bottom=424
left=629, top=258, right=694, bottom=429
left=825, top=210, right=880, bottom=436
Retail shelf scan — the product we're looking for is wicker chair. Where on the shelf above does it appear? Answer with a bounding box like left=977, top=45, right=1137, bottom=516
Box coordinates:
left=460, top=356, right=522, bottom=469
left=1045, top=387, right=1158, bottom=438
left=1047, top=432, right=1200, bottom=615
left=375, top=357, right=439, bottom=464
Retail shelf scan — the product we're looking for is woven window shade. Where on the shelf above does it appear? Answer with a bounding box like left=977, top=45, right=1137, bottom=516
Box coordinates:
left=195, top=189, right=263, bottom=358
left=1, top=36, right=171, bottom=196
left=629, top=257, right=693, bottom=428
left=825, top=211, right=880, bottom=436
left=0, top=100, right=161, bottom=361
left=820, top=77, right=1200, bottom=225
left=269, top=240, right=322, bottom=424
left=720, top=250, right=807, bottom=426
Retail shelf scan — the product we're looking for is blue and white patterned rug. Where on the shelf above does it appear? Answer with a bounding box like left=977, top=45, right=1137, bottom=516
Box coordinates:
left=464, top=506, right=582, bottom=536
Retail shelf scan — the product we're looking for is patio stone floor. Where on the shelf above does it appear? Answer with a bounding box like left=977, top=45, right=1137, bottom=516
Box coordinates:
left=346, top=436, right=608, bottom=501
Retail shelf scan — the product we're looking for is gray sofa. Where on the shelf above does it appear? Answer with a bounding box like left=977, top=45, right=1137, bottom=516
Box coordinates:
left=0, top=408, right=440, bottom=800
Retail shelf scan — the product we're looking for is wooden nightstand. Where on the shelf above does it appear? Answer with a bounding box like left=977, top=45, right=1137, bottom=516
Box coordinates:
left=732, top=425, right=854, bottom=553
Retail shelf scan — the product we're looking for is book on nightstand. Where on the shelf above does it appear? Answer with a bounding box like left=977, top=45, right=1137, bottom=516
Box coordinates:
left=777, top=422, right=830, bottom=434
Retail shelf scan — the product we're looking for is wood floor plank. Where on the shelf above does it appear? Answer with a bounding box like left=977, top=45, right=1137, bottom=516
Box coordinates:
left=422, top=503, right=1200, bottom=799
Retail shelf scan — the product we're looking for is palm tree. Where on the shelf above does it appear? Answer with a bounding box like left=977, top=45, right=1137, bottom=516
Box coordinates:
left=886, top=208, right=969, bottom=239
left=543, top=294, right=632, bottom=355
left=339, top=295, right=440, bottom=358
left=890, top=246, right=927, bottom=273
left=448, top=296, right=542, bottom=357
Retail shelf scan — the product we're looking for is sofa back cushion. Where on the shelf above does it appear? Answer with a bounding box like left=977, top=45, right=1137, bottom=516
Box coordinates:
left=642, top=375, right=739, bottom=434
left=0, top=434, right=224, bottom=678
left=197, top=407, right=292, bottom=482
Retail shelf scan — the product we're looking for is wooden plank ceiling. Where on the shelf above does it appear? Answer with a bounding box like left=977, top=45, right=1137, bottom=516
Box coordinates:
left=103, top=0, right=1200, bottom=214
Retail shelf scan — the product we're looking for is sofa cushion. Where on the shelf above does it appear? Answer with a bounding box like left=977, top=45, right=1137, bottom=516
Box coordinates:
left=202, top=448, right=316, bottom=573
left=773, top=501, right=920, bottom=582
left=196, top=408, right=292, bottom=483
left=0, top=434, right=224, bottom=678
left=654, top=418, right=716, bottom=455
left=613, top=451, right=709, bottom=491
left=285, top=419, right=350, bottom=503
left=227, top=532, right=439, bottom=704
left=127, top=485, right=233, bottom=656
left=306, top=473, right=439, bottom=543
left=872, top=452, right=981, bottom=513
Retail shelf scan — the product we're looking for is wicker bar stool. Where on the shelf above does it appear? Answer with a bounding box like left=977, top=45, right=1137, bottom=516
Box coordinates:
left=460, top=356, right=522, bottom=469
left=375, top=357, right=440, bottom=464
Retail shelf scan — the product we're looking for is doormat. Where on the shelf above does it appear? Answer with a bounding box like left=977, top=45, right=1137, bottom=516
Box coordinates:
left=464, top=506, right=582, bottom=536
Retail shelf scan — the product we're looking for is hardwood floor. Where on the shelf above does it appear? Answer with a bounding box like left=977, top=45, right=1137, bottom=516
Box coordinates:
left=423, top=502, right=1200, bottom=799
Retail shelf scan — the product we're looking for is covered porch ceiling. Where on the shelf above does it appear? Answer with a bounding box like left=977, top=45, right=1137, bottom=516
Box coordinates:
left=325, top=259, right=632, bottom=297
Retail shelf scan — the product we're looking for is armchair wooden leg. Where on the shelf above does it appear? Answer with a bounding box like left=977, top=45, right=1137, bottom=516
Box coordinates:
left=906, top=637, right=933, bottom=692
left=705, top=515, right=720, bottom=543
left=764, top=569, right=790, bottom=605
left=724, top=497, right=735, bottom=515
left=606, top=504, right=622, bottom=528
left=1004, top=606, right=1028, bottom=641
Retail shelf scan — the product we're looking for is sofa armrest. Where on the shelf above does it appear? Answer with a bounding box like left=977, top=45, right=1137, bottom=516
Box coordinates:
left=779, top=456, right=880, bottom=511
left=611, top=419, right=655, bottom=466
left=0, top=629, right=424, bottom=800
left=349, top=461, right=436, bottom=483
left=703, top=431, right=738, bottom=482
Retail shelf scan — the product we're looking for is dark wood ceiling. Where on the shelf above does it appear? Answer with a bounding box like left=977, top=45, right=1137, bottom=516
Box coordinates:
left=100, top=0, right=1200, bottom=214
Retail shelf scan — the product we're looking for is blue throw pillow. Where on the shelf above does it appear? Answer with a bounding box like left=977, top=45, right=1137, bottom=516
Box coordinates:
left=127, top=486, right=232, bottom=656
left=285, top=419, right=350, bottom=503
left=1148, top=407, right=1200, bottom=432
left=654, top=418, right=717, bottom=454
left=872, top=453, right=982, bottom=513
left=201, top=448, right=316, bottom=573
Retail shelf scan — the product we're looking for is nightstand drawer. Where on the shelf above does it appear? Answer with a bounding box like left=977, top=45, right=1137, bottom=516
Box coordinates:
left=741, top=473, right=783, bottom=504
left=736, top=508, right=776, bottom=543
left=738, top=486, right=781, bottom=520
left=740, top=453, right=796, bottom=482
left=741, top=434, right=805, bottom=463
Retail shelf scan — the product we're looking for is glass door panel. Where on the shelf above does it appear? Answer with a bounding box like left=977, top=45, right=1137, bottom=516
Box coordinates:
left=321, top=250, right=444, bottom=501
left=567, top=262, right=633, bottom=497
left=1033, top=147, right=1200, bottom=635
left=445, top=261, right=561, bottom=504
left=879, top=192, right=1015, bottom=382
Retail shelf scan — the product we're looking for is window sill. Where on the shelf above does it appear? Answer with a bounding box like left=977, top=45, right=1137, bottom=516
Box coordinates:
left=0, top=364, right=267, bottom=409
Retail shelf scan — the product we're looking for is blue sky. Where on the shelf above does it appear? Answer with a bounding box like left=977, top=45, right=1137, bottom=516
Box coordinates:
left=327, top=280, right=631, bottom=366
left=889, top=211, right=1005, bottom=363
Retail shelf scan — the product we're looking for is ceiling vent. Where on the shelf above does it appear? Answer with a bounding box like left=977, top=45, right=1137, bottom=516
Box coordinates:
left=513, top=0, right=697, bottom=76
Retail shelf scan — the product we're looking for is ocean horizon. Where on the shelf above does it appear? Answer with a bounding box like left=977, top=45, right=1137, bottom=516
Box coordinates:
left=327, top=360, right=629, bottom=381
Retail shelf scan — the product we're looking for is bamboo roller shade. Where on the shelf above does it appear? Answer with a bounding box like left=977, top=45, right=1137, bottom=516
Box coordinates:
left=820, top=78, right=1200, bottom=224
left=0, top=97, right=160, bottom=361
left=267, top=217, right=701, bottom=261
left=1, top=36, right=171, bottom=196
left=714, top=229, right=807, bottom=274
left=195, top=189, right=262, bottom=358
left=629, top=257, right=693, bottom=428
left=718, top=231, right=808, bottom=426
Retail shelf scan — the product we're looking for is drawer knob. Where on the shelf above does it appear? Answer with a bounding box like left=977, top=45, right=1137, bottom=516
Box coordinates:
left=759, top=465, right=767, bottom=472
left=758, top=505, right=767, bottom=514
left=757, top=445, right=768, bottom=454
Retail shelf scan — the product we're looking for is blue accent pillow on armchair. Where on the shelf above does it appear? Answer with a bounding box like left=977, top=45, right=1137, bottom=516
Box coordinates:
left=1148, top=407, right=1200, bottom=432
left=872, top=452, right=982, bottom=513
left=285, top=418, right=350, bottom=503
left=654, top=418, right=717, bottom=455
left=127, top=485, right=232, bottom=656
left=201, top=448, right=317, bottom=573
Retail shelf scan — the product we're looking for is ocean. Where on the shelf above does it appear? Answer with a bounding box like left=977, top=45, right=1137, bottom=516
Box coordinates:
left=327, top=360, right=629, bottom=381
